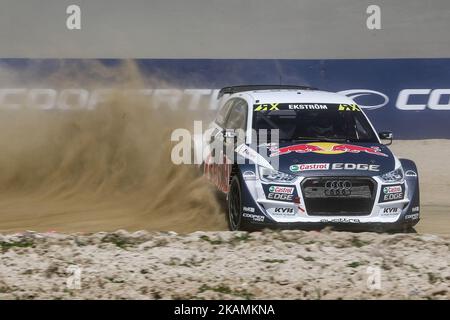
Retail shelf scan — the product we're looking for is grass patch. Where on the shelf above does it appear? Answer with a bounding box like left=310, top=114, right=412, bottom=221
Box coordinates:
left=381, top=260, right=392, bottom=270
left=199, top=235, right=223, bottom=245
left=0, top=240, right=34, bottom=253
left=262, top=259, right=286, bottom=264
left=231, top=233, right=251, bottom=244
left=106, top=277, right=125, bottom=284
left=347, top=261, right=364, bottom=268
left=350, top=237, right=370, bottom=248
left=101, top=234, right=132, bottom=249
left=427, top=273, right=441, bottom=285
left=297, top=255, right=315, bottom=262
left=198, top=284, right=253, bottom=300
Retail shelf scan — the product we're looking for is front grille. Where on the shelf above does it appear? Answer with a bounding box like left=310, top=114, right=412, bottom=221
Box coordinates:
left=301, top=177, right=376, bottom=216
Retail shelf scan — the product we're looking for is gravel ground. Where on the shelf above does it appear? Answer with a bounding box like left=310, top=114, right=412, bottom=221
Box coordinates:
left=0, top=229, right=448, bottom=300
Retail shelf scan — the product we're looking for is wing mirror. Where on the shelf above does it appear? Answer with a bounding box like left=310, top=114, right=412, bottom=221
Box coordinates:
left=378, top=131, right=393, bottom=145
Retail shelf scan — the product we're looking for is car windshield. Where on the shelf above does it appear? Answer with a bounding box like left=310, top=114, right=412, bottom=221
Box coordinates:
left=252, top=102, right=378, bottom=143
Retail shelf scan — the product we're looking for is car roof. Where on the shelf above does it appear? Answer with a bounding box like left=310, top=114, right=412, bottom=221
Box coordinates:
left=232, top=89, right=355, bottom=105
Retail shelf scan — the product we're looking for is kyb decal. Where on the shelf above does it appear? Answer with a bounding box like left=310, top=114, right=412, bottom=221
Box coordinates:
left=380, top=207, right=401, bottom=216
left=270, top=142, right=387, bottom=157
left=268, top=207, right=296, bottom=216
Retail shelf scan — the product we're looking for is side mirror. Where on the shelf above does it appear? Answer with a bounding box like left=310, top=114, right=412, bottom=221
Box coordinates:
left=378, top=131, right=393, bottom=145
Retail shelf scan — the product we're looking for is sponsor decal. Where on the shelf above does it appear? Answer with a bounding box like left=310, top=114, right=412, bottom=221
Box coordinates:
left=268, top=186, right=294, bottom=194
left=380, top=207, right=400, bottom=216
left=383, top=193, right=403, bottom=201
left=270, top=142, right=387, bottom=157
left=338, top=89, right=390, bottom=110
left=258, top=142, right=278, bottom=149
left=288, top=104, right=328, bottom=110
left=383, top=185, right=402, bottom=194
left=332, top=163, right=380, bottom=172
left=340, top=88, right=450, bottom=111
left=405, top=213, right=419, bottom=220
left=268, top=207, right=296, bottom=216
left=254, top=103, right=366, bottom=112
left=379, top=184, right=405, bottom=202
left=235, top=144, right=273, bottom=169
left=290, top=162, right=379, bottom=172
left=274, top=207, right=294, bottom=214
left=290, top=163, right=329, bottom=172
left=267, top=193, right=294, bottom=202
left=253, top=103, right=279, bottom=111
left=338, top=104, right=361, bottom=112
left=405, top=170, right=417, bottom=177
left=396, top=89, right=450, bottom=111
left=242, top=171, right=257, bottom=181
left=243, top=206, right=255, bottom=213
left=243, top=213, right=265, bottom=222
left=319, top=218, right=361, bottom=223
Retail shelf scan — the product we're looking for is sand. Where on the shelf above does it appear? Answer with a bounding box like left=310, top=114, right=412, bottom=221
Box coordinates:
left=0, top=229, right=448, bottom=300
left=390, top=139, right=450, bottom=235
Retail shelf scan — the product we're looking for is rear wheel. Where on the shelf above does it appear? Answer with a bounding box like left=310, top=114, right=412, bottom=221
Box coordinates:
left=227, top=175, right=243, bottom=231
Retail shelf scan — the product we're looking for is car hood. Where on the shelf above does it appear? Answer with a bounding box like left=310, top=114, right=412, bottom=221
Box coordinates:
left=260, top=141, right=396, bottom=177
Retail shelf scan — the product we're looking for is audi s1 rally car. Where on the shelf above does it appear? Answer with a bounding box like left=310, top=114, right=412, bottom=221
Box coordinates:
left=202, top=85, right=420, bottom=232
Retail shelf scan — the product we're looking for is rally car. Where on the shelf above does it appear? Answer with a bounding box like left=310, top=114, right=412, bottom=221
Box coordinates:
left=202, top=85, right=420, bottom=232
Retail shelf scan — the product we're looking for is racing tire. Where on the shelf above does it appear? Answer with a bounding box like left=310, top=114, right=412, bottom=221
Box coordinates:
left=227, top=175, right=244, bottom=231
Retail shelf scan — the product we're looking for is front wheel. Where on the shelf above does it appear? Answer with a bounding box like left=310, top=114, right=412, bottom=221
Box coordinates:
left=227, top=175, right=243, bottom=231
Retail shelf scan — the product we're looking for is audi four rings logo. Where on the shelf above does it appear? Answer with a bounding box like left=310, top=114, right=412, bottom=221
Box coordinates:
left=338, top=89, right=389, bottom=110
left=324, top=180, right=352, bottom=196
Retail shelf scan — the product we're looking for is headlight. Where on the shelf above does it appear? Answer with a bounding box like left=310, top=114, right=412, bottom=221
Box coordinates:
left=380, top=166, right=404, bottom=183
left=258, top=166, right=297, bottom=183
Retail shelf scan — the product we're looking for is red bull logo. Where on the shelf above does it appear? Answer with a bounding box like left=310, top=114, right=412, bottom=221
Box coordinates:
left=270, top=142, right=388, bottom=157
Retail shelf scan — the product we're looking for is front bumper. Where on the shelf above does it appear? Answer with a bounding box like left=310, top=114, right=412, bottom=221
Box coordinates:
left=240, top=172, right=420, bottom=231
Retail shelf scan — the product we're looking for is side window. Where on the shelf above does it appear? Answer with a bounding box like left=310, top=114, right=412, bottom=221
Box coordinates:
left=215, top=100, right=233, bottom=127
left=225, top=99, right=248, bottom=131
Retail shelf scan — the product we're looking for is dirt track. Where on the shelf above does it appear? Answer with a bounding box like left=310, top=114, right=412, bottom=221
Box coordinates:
left=0, top=229, right=448, bottom=300
left=390, top=140, right=450, bottom=235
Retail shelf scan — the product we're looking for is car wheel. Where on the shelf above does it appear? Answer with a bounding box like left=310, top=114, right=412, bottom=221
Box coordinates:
left=227, top=175, right=243, bottom=231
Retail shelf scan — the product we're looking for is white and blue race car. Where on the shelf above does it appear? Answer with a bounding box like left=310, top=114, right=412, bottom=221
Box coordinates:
left=203, top=85, right=420, bottom=232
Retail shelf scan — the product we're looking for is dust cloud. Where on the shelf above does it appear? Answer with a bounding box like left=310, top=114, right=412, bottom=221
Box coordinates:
left=0, top=60, right=227, bottom=233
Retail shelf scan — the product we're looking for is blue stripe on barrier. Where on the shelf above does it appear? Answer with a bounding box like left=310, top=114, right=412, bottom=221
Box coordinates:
left=1, top=58, right=450, bottom=139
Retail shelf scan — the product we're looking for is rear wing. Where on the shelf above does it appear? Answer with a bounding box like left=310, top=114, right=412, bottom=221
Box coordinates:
left=217, top=85, right=317, bottom=99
